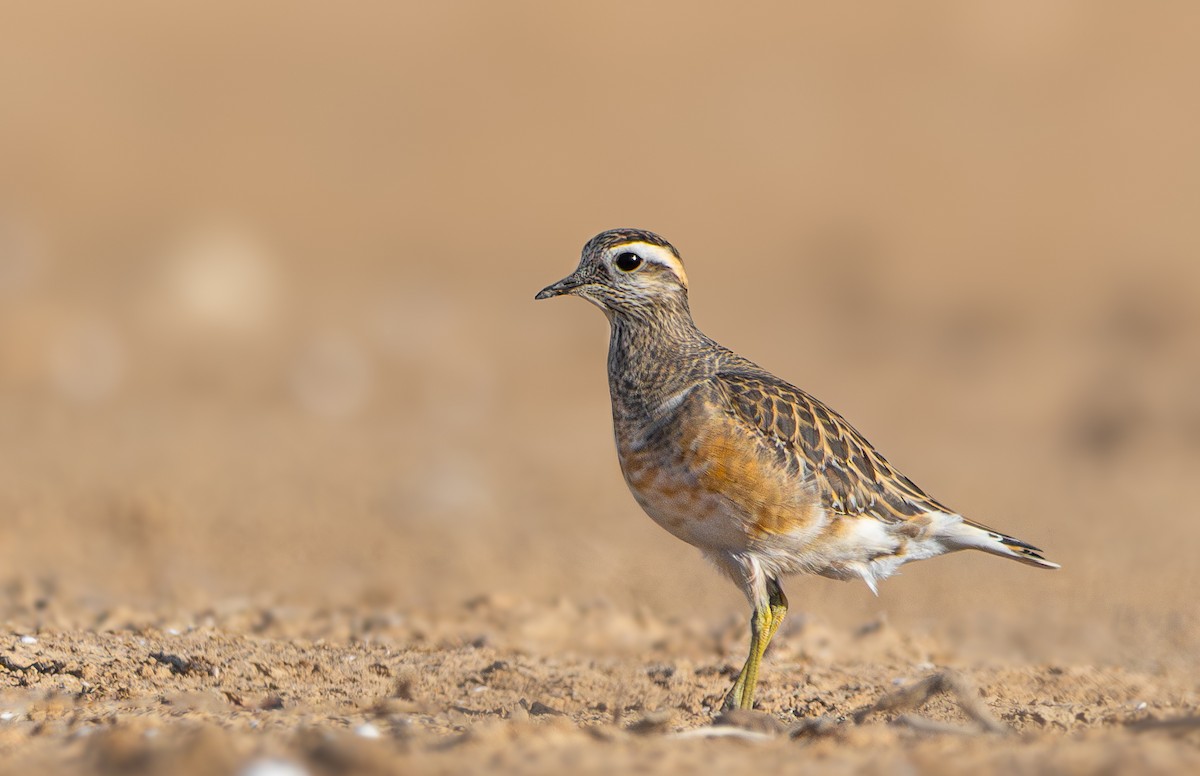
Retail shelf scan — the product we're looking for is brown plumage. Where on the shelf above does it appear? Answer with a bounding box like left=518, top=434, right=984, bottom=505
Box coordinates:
left=536, top=228, right=1058, bottom=712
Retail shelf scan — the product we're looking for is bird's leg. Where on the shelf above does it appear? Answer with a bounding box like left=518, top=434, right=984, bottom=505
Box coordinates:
left=721, top=605, right=770, bottom=711
left=721, top=578, right=787, bottom=712
left=764, top=576, right=788, bottom=645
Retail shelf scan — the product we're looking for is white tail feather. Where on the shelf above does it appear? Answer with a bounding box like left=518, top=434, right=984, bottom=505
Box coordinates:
left=939, top=516, right=1060, bottom=569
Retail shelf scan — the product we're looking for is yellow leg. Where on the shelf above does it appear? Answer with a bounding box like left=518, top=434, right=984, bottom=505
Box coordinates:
left=721, top=578, right=788, bottom=711
left=765, top=578, right=788, bottom=644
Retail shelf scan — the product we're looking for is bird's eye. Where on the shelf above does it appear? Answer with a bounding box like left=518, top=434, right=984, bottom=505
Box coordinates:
left=614, top=252, right=643, bottom=272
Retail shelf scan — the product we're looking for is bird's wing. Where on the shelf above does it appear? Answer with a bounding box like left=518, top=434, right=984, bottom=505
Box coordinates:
left=712, top=369, right=952, bottom=522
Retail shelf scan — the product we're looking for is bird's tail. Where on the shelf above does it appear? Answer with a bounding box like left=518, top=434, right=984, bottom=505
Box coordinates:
left=941, top=516, right=1060, bottom=569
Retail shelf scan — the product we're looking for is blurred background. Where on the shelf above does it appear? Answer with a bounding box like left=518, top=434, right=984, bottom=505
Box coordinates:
left=1, top=2, right=1198, bottom=671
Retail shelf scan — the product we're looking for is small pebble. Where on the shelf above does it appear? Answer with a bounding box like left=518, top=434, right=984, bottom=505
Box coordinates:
left=527, top=701, right=564, bottom=716
left=19, top=635, right=37, bottom=645
left=714, top=708, right=785, bottom=735
left=239, top=758, right=311, bottom=776
left=0, top=711, right=16, bottom=721
left=354, top=723, right=381, bottom=739
left=626, top=710, right=674, bottom=735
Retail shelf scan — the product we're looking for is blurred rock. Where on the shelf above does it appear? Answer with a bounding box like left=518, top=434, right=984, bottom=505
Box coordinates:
left=151, top=223, right=283, bottom=337
left=714, top=708, right=786, bottom=735
left=626, top=709, right=674, bottom=735
left=239, top=758, right=310, bottom=776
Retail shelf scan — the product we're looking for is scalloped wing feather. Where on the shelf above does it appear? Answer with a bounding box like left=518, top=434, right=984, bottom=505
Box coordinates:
left=714, top=370, right=953, bottom=523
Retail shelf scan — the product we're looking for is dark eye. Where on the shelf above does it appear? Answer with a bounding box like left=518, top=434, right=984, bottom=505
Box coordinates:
left=614, top=252, right=643, bottom=272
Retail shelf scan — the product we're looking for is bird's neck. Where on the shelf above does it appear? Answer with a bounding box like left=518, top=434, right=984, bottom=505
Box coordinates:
left=606, top=297, right=718, bottom=416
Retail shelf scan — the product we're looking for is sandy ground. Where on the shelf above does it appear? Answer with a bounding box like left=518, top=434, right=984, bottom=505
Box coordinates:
left=0, top=595, right=1198, bottom=776
left=2, top=2, right=1200, bottom=773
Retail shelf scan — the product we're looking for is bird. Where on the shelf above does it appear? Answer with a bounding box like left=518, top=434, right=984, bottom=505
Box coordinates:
left=535, top=228, right=1059, bottom=713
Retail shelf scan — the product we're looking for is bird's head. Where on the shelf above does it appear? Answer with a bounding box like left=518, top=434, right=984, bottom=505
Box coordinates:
left=535, top=229, right=690, bottom=320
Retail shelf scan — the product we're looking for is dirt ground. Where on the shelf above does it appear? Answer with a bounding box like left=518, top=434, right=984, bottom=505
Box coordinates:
left=1, top=595, right=1198, bottom=776
left=2, top=3, right=1200, bottom=774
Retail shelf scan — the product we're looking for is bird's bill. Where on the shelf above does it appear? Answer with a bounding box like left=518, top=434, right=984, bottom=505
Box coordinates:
left=534, top=271, right=586, bottom=300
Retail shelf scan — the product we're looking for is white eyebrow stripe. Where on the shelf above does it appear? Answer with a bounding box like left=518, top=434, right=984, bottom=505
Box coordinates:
left=613, top=242, right=689, bottom=288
